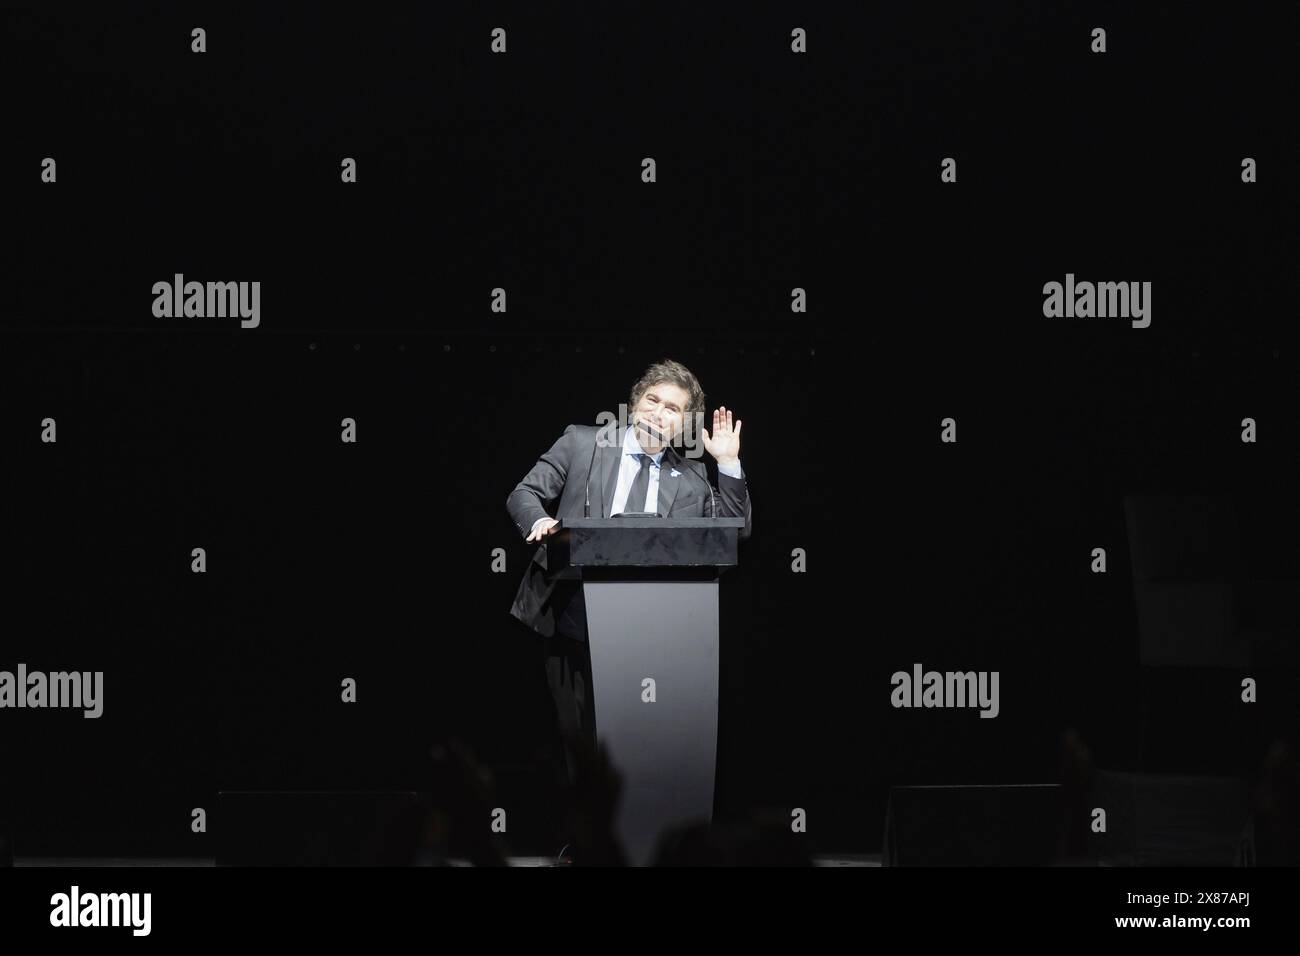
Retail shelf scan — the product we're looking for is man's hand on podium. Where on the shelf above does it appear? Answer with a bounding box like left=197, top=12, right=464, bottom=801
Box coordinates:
left=526, top=517, right=560, bottom=542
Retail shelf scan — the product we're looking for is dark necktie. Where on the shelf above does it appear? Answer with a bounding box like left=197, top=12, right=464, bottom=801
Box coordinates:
left=623, top=453, right=654, bottom=514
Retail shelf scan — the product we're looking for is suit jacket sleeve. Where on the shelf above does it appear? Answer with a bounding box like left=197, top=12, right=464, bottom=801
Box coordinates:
left=698, top=463, right=753, bottom=542
left=506, top=424, right=578, bottom=540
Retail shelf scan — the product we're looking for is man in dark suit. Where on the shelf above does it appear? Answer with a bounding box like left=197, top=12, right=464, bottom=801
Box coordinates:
left=505, top=359, right=752, bottom=791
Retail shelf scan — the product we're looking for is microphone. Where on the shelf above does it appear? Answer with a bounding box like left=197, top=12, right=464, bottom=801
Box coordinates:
left=635, top=418, right=670, bottom=445
left=583, top=422, right=602, bottom=518
left=693, top=460, right=718, bottom=519
left=676, top=415, right=716, bottom=518
left=588, top=417, right=659, bottom=518
left=639, top=416, right=716, bottom=518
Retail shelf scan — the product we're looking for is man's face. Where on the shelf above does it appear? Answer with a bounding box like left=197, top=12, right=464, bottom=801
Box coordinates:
left=631, top=381, right=691, bottom=454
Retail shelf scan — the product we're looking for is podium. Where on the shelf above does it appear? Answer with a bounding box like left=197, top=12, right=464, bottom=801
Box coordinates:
left=546, top=516, right=747, bottom=865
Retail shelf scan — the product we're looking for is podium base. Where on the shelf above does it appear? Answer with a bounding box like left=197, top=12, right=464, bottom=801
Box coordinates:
left=583, top=578, right=720, bottom=865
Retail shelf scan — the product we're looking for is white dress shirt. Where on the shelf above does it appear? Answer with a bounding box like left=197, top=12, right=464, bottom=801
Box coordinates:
left=611, top=424, right=668, bottom=514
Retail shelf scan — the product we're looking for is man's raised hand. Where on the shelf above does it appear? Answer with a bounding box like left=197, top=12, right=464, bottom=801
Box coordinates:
left=701, top=406, right=742, bottom=466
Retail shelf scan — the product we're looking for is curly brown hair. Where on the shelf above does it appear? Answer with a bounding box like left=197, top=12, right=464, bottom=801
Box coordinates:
left=628, top=359, right=707, bottom=440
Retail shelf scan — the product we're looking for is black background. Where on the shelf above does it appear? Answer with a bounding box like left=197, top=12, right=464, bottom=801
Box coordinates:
left=1, top=2, right=1297, bottom=856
